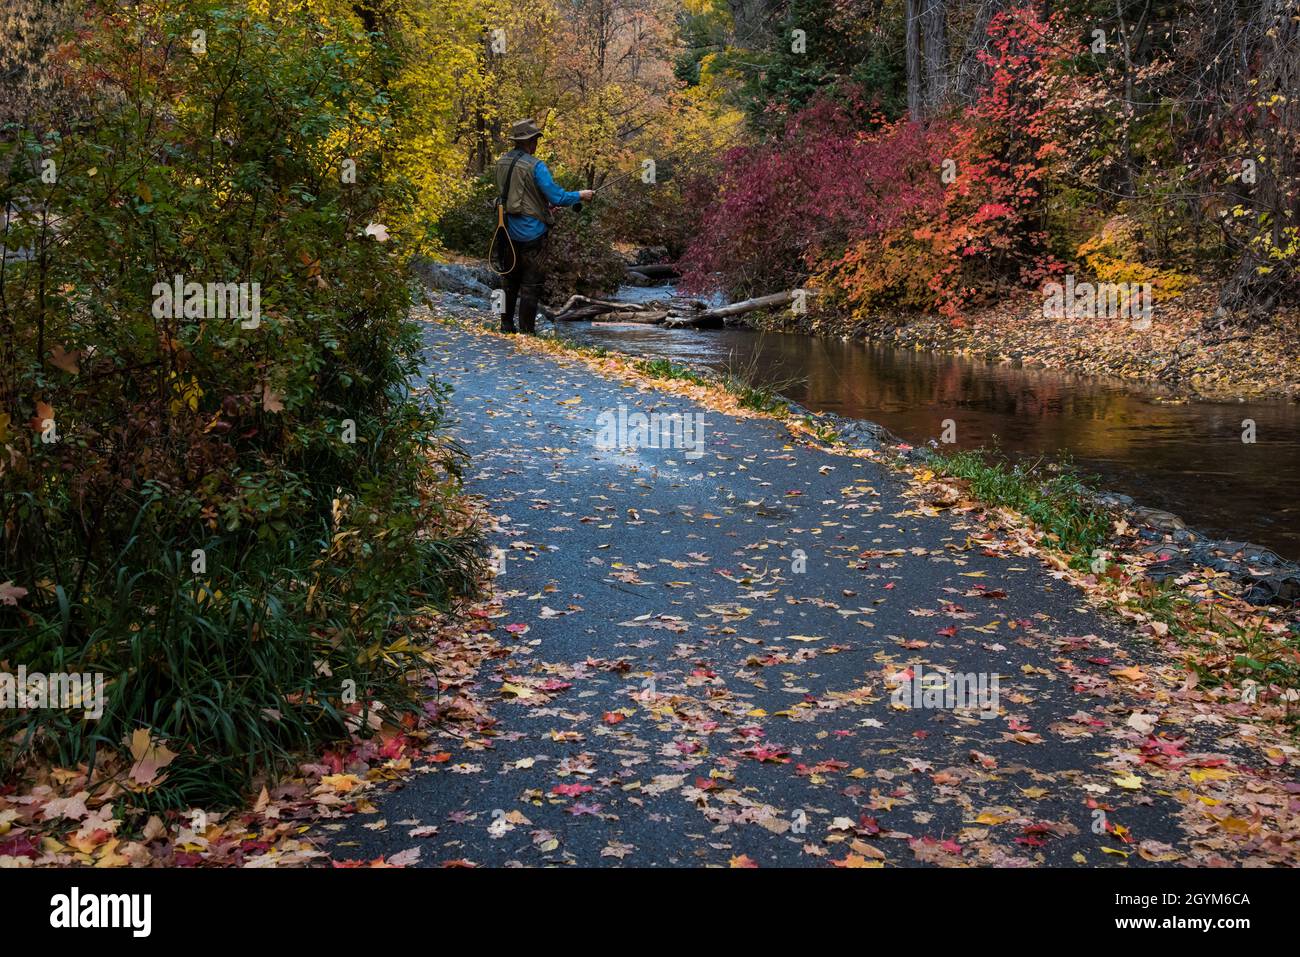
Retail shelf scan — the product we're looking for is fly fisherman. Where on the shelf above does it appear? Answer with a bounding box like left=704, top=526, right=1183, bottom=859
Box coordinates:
left=494, top=119, right=594, bottom=334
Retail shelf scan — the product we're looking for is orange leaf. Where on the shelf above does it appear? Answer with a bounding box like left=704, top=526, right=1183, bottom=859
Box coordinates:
left=30, top=400, right=54, bottom=432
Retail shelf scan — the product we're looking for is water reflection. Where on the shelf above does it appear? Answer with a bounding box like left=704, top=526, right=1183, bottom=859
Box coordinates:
left=557, top=320, right=1300, bottom=558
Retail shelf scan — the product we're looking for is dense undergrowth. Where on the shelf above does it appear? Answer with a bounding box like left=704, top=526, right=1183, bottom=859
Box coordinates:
left=1, top=1, right=481, bottom=807
left=677, top=5, right=1298, bottom=329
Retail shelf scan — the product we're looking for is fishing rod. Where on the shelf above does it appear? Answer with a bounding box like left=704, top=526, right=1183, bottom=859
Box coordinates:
left=579, top=120, right=752, bottom=204
left=492, top=115, right=749, bottom=266
left=591, top=167, right=642, bottom=195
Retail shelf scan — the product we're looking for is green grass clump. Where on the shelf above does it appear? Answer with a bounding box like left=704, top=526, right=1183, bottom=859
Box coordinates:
left=933, top=449, right=1110, bottom=559
left=633, top=357, right=708, bottom=385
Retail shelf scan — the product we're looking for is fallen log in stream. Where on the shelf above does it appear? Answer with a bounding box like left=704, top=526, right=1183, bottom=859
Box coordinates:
left=662, top=289, right=809, bottom=328
left=626, top=263, right=680, bottom=281
left=593, top=310, right=669, bottom=324
left=548, top=288, right=811, bottom=329
left=548, top=295, right=630, bottom=322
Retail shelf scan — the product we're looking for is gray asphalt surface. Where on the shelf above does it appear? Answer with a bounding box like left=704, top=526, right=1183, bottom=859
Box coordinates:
left=324, top=316, right=1211, bottom=868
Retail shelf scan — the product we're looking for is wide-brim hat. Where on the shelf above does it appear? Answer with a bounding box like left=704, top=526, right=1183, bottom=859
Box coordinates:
left=508, top=118, right=543, bottom=142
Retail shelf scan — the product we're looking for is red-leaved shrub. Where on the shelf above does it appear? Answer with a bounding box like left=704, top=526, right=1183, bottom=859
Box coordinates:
left=681, top=7, right=1072, bottom=323
left=678, top=90, right=947, bottom=300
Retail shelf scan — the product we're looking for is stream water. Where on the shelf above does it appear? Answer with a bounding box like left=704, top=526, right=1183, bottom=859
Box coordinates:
left=555, top=285, right=1300, bottom=559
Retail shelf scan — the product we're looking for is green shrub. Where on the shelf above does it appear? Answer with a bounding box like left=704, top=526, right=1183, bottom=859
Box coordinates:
left=434, top=174, right=498, bottom=257
left=0, top=1, right=479, bottom=806
left=603, top=179, right=696, bottom=260
left=541, top=209, right=627, bottom=303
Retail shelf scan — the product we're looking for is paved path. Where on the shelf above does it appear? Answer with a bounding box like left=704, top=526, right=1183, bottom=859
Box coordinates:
left=326, top=317, right=1229, bottom=867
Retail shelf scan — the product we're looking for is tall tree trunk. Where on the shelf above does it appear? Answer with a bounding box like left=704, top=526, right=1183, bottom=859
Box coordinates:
left=955, top=0, right=1003, bottom=103
left=471, top=26, right=508, bottom=175
left=726, top=0, right=778, bottom=44
left=1214, top=0, right=1300, bottom=326
left=1114, top=0, right=1154, bottom=202
left=906, top=0, right=923, bottom=121
left=921, top=0, right=949, bottom=113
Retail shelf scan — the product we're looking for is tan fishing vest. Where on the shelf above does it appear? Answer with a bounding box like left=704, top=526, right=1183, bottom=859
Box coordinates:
left=495, top=150, right=554, bottom=227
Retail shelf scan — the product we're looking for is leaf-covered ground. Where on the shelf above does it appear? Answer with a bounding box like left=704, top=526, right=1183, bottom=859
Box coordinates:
left=320, top=314, right=1300, bottom=868
left=822, top=286, right=1300, bottom=401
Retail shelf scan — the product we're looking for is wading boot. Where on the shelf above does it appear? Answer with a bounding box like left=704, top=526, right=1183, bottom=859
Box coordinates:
left=518, top=288, right=540, bottom=335
left=500, top=285, right=518, bottom=333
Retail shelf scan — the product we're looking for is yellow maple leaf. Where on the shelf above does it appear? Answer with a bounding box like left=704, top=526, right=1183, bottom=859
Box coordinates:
left=93, top=838, right=132, bottom=868
left=319, top=773, right=365, bottom=794
left=834, top=853, right=883, bottom=868
left=168, top=373, right=203, bottom=415
left=1216, top=816, right=1253, bottom=835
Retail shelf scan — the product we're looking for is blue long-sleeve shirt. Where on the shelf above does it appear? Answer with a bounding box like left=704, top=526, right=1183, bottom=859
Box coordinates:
left=508, top=159, right=582, bottom=241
